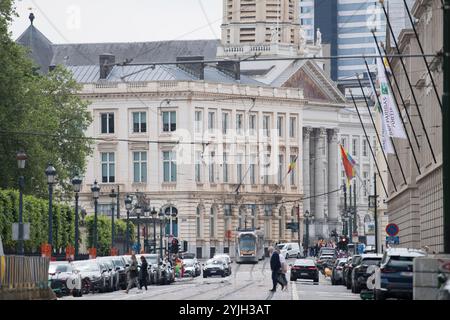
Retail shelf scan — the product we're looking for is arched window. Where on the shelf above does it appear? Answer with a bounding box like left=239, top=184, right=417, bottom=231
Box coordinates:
left=196, top=206, right=202, bottom=238
left=210, top=206, right=216, bottom=238
left=279, top=207, right=286, bottom=240
left=164, top=206, right=178, bottom=237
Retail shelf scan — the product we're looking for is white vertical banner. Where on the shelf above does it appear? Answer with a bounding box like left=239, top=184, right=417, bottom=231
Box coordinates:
left=376, top=58, right=407, bottom=139
left=381, top=114, right=395, bottom=154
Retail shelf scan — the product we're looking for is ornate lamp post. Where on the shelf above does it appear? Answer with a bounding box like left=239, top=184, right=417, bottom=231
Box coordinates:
left=151, top=207, right=157, bottom=254
left=71, top=174, right=82, bottom=258
left=144, top=206, right=150, bottom=253
left=45, top=164, right=57, bottom=251
left=91, top=180, right=100, bottom=249
left=158, top=209, right=165, bottom=261
left=109, top=188, right=117, bottom=251
left=124, top=195, right=133, bottom=254
left=135, top=204, right=142, bottom=252
left=16, top=151, right=27, bottom=255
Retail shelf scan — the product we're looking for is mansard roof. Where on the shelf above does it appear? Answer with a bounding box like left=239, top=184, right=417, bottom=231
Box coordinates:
left=16, top=24, right=53, bottom=74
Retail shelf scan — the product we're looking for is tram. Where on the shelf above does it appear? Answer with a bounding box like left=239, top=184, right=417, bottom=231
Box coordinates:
left=235, top=229, right=265, bottom=263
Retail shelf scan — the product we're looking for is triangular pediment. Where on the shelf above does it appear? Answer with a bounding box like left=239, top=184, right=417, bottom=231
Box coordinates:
left=280, top=60, right=346, bottom=104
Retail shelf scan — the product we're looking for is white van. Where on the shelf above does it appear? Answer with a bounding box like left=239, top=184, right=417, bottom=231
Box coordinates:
left=276, top=243, right=303, bottom=259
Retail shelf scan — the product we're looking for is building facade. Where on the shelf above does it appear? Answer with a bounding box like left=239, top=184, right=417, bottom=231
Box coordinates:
left=385, top=0, right=443, bottom=253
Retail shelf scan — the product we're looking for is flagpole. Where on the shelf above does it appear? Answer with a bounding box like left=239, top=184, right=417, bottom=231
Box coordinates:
left=380, top=0, right=437, bottom=164
left=372, top=31, right=422, bottom=174
left=402, top=0, right=442, bottom=111
left=364, top=59, right=407, bottom=185
left=350, top=91, right=389, bottom=198
left=356, top=73, right=397, bottom=192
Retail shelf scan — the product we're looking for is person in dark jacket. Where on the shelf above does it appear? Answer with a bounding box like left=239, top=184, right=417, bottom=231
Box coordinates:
left=268, top=246, right=282, bottom=292
left=139, top=256, right=149, bottom=290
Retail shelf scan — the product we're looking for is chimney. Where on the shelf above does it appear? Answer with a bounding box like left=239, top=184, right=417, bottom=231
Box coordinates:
left=48, top=65, right=56, bottom=72
left=217, top=61, right=240, bottom=80
left=176, top=56, right=205, bottom=80
left=99, top=54, right=115, bottom=80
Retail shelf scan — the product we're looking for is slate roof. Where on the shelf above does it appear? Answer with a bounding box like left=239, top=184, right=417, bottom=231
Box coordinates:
left=16, top=24, right=54, bottom=74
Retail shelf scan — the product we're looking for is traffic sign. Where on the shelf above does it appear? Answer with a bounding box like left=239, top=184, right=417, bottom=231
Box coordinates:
left=12, top=223, right=30, bottom=240
left=386, top=236, right=400, bottom=245
left=132, top=242, right=141, bottom=253
left=385, top=223, right=399, bottom=236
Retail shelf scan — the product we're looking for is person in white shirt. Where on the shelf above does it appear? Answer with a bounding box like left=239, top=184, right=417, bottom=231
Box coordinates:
left=276, top=247, right=288, bottom=291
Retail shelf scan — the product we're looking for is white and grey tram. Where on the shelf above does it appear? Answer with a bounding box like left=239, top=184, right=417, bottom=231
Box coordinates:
left=235, top=229, right=265, bottom=263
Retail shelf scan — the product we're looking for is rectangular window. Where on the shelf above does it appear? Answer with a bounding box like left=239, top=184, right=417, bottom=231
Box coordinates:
left=208, top=111, right=216, bottom=130
left=237, top=114, right=243, bottom=134
left=132, top=112, right=146, bottom=133
left=133, top=151, right=147, bottom=183
left=209, top=152, right=215, bottom=183
left=277, top=116, right=283, bottom=137
left=249, top=114, right=256, bottom=135
left=195, top=111, right=202, bottom=134
left=224, top=204, right=232, bottom=217
left=363, top=171, right=369, bottom=197
left=101, top=152, right=115, bottom=183
left=223, top=153, right=229, bottom=183
left=163, top=151, right=176, bottom=182
left=101, top=113, right=114, bottom=134
left=278, top=155, right=284, bottom=185
left=289, top=117, right=296, bottom=138
left=222, top=112, right=229, bottom=135
left=263, top=115, right=270, bottom=137
left=237, top=154, right=243, bottom=184
left=195, top=151, right=202, bottom=183
left=352, top=137, right=359, bottom=157
left=162, top=111, right=176, bottom=132
left=290, top=155, right=296, bottom=186
left=341, top=137, right=348, bottom=149
left=362, top=139, right=368, bottom=157
left=250, top=153, right=256, bottom=185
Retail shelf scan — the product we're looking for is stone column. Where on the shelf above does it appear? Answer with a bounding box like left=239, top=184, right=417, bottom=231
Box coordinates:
left=314, top=128, right=326, bottom=238
left=302, top=127, right=312, bottom=215
left=327, top=129, right=339, bottom=232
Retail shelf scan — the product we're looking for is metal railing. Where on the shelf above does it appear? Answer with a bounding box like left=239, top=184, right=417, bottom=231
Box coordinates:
left=0, top=255, right=50, bottom=290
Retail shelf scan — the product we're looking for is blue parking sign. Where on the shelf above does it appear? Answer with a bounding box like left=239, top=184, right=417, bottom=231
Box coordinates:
left=132, top=243, right=141, bottom=252
left=386, top=236, right=399, bottom=245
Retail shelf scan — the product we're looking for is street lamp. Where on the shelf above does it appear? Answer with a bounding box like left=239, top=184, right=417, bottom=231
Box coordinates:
left=144, top=206, right=150, bottom=253
left=124, top=195, right=133, bottom=254
left=158, top=209, right=165, bottom=261
left=72, top=174, right=82, bottom=259
left=109, top=188, right=117, bottom=252
left=16, top=151, right=27, bottom=255
left=91, top=180, right=100, bottom=249
left=151, top=207, right=157, bottom=254
left=45, top=164, right=57, bottom=251
left=304, top=210, right=314, bottom=255
left=135, top=204, right=142, bottom=252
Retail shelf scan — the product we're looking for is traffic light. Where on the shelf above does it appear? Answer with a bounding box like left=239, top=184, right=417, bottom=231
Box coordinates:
left=171, top=238, right=179, bottom=254
left=337, top=236, right=348, bottom=251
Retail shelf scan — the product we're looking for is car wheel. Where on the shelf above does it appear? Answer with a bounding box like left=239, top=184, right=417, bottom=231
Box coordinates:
left=286, top=254, right=289, bottom=260
left=314, top=278, right=319, bottom=284
left=351, top=282, right=356, bottom=293
left=222, top=273, right=226, bottom=277
left=203, top=274, right=207, bottom=278
left=290, top=276, right=296, bottom=281
left=346, top=278, right=352, bottom=290
left=297, top=253, right=300, bottom=258
left=331, top=278, right=336, bottom=285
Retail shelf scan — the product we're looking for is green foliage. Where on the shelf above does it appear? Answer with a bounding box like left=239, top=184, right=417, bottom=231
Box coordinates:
left=0, top=1, right=92, bottom=197
left=85, top=215, right=135, bottom=256
left=0, top=189, right=74, bottom=253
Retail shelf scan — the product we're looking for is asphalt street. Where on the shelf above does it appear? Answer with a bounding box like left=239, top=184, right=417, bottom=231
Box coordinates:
left=61, top=258, right=361, bottom=300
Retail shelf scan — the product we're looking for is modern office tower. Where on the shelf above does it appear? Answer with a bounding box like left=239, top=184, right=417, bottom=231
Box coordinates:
left=299, top=0, right=315, bottom=42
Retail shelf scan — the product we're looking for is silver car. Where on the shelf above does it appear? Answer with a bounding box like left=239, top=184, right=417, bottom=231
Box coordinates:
left=331, top=258, right=348, bottom=285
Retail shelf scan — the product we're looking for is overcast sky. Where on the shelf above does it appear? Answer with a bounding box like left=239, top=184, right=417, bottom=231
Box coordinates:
left=9, top=0, right=223, bottom=43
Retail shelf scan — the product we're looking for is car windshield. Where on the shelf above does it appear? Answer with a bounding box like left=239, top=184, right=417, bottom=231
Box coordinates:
left=113, top=259, right=124, bottom=267
left=182, top=253, right=195, bottom=259
left=141, top=255, right=158, bottom=265
left=207, top=260, right=223, bottom=265
left=388, top=256, right=415, bottom=267
left=72, top=261, right=99, bottom=272
left=184, top=260, right=194, bottom=266
left=362, top=258, right=381, bottom=266
left=49, top=264, right=69, bottom=273
left=276, top=244, right=285, bottom=250
left=353, top=256, right=362, bottom=264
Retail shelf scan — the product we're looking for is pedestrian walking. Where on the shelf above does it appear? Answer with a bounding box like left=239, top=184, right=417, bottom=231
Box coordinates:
left=268, top=246, right=282, bottom=292
left=125, top=254, right=141, bottom=294
left=277, top=247, right=288, bottom=291
left=139, top=255, right=149, bottom=290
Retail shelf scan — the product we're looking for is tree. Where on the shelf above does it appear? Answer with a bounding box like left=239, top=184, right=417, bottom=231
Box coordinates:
left=0, top=1, right=92, bottom=197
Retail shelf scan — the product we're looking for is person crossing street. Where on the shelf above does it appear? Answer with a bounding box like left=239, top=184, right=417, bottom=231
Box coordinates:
left=268, top=246, right=282, bottom=292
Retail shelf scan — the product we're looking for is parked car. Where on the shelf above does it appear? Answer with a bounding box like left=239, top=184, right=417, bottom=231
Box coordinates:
left=350, top=253, right=383, bottom=293
left=290, top=259, right=319, bottom=283
left=203, top=258, right=228, bottom=278
left=374, top=248, right=426, bottom=300
left=183, top=258, right=201, bottom=277
left=316, top=250, right=337, bottom=272
left=48, top=261, right=82, bottom=297
left=71, top=259, right=108, bottom=294
left=318, top=247, right=337, bottom=258
left=97, top=256, right=126, bottom=290
left=213, top=254, right=232, bottom=275
left=181, top=252, right=196, bottom=259
left=331, top=258, right=347, bottom=285
left=344, top=255, right=362, bottom=289
left=277, top=243, right=303, bottom=259
left=96, top=258, right=119, bottom=291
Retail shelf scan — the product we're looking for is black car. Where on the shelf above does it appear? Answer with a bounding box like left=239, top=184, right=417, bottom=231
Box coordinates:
left=351, top=254, right=383, bottom=293
left=203, top=259, right=227, bottom=278
left=72, top=260, right=108, bottom=294
left=290, top=259, right=319, bottom=283
left=344, top=255, right=361, bottom=289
